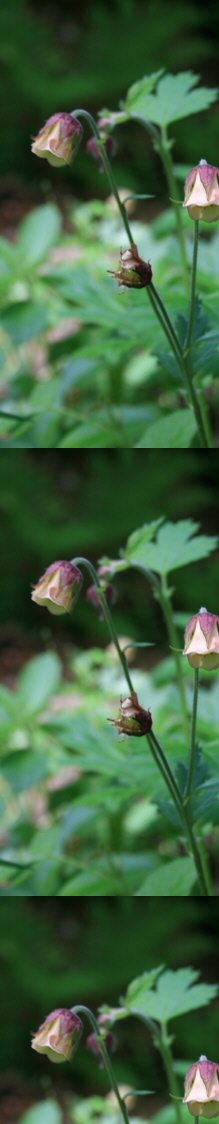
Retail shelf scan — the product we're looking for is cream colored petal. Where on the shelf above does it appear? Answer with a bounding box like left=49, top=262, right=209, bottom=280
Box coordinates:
left=184, top=172, right=208, bottom=206
left=185, top=619, right=208, bottom=654
left=183, top=1070, right=209, bottom=1102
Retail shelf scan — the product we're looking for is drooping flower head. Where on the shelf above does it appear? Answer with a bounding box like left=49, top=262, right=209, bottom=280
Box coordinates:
left=31, top=1008, right=82, bottom=1064
left=31, top=560, right=83, bottom=615
left=182, top=160, right=219, bottom=222
left=183, top=1056, right=219, bottom=1117
left=182, top=608, right=219, bottom=670
left=31, top=113, right=83, bottom=167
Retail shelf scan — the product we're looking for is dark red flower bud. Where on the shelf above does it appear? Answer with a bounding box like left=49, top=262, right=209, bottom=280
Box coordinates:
left=86, top=1029, right=116, bottom=1068
left=109, top=690, right=152, bottom=736
left=86, top=581, right=116, bottom=619
left=108, top=243, right=152, bottom=288
left=86, top=134, right=116, bottom=172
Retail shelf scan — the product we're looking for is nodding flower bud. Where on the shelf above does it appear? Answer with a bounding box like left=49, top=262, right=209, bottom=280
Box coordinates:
left=86, top=1020, right=116, bottom=1068
left=108, top=243, right=152, bottom=288
left=108, top=690, right=152, bottom=736
left=31, top=113, right=83, bottom=167
left=86, top=134, right=116, bottom=173
left=86, top=574, right=116, bottom=619
left=31, top=1008, right=83, bottom=1064
left=182, top=159, right=219, bottom=222
left=31, top=560, right=83, bottom=616
left=182, top=607, right=219, bottom=670
left=182, top=1056, right=219, bottom=1118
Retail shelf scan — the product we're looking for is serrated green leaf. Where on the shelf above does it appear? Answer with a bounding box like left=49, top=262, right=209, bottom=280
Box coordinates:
left=135, top=857, right=196, bottom=896
left=16, top=652, right=62, bottom=716
left=125, top=70, right=165, bottom=113
left=125, top=966, right=164, bottom=1004
left=124, top=518, right=218, bottom=575
left=125, top=518, right=164, bottom=560
left=122, top=966, right=218, bottom=1021
left=135, top=410, right=196, bottom=448
left=125, top=71, right=218, bottom=127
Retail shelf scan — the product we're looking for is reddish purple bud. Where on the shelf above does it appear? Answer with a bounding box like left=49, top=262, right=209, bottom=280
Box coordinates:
left=31, top=113, right=83, bottom=167
left=86, top=134, right=116, bottom=172
left=31, top=1008, right=82, bottom=1064
left=31, top=560, right=83, bottom=616
left=109, top=690, right=152, bottom=736
left=182, top=1056, right=219, bottom=1117
left=86, top=580, right=116, bottom=619
left=86, top=1028, right=116, bottom=1068
left=108, top=243, right=152, bottom=288
left=182, top=607, right=219, bottom=670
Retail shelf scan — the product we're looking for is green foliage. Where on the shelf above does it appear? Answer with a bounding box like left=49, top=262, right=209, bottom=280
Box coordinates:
left=135, top=411, right=197, bottom=448
left=1, top=60, right=219, bottom=445
left=135, top=856, right=196, bottom=895
left=110, top=516, right=218, bottom=575
left=124, top=71, right=218, bottom=126
left=121, top=966, right=219, bottom=1020
left=19, top=1104, right=62, bottom=1124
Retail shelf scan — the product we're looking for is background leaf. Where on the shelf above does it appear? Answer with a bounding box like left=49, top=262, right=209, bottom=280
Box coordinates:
left=19, top=1101, right=62, bottom=1124
left=135, top=856, right=196, bottom=896
left=135, top=410, right=197, bottom=448
left=15, top=652, right=61, bottom=716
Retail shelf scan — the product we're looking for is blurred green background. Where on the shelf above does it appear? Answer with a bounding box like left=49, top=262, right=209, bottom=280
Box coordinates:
left=1, top=0, right=219, bottom=228
left=1, top=899, right=219, bottom=1122
left=1, top=449, right=219, bottom=679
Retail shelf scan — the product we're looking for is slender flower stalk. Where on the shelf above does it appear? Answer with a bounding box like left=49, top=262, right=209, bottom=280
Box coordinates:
left=183, top=220, right=199, bottom=354
left=160, top=572, right=189, bottom=743
left=71, top=556, right=210, bottom=896
left=184, top=668, right=199, bottom=802
left=160, top=123, right=190, bottom=296
left=70, top=1005, right=130, bottom=1124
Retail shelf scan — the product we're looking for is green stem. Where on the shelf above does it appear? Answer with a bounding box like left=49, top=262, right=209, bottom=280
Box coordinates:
left=70, top=556, right=133, bottom=691
left=160, top=573, right=189, bottom=743
left=160, top=125, right=189, bottom=297
left=71, top=557, right=209, bottom=895
left=160, top=1022, right=182, bottom=1124
left=134, top=116, right=189, bottom=296
left=147, top=729, right=185, bottom=817
left=147, top=282, right=184, bottom=365
left=194, top=371, right=214, bottom=448
left=184, top=668, right=199, bottom=802
left=146, top=284, right=209, bottom=448
left=184, top=220, right=199, bottom=353
left=196, top=823, right=214, bottom=896
left=70, top=1005, right=129, bottom=1124
left=71, top=110, right=133, bottom=244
